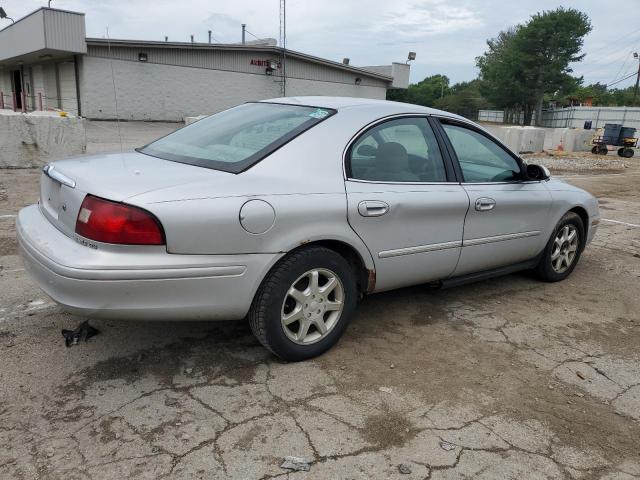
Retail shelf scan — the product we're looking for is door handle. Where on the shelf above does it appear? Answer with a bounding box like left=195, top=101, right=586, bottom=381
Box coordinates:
left=475, top=197, right=496, bottom=211
left=358, top=200, right=389, bottom=217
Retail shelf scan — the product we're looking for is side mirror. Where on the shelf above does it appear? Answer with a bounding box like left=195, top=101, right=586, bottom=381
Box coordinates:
left=525, top=163, right=551, bottom=181
left=356, top=144, right=377, bottom=157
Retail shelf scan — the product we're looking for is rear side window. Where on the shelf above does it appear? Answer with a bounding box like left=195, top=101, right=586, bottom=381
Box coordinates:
left=348, top=117, right=446, bottom=182
left=140, top=103, right=336, bottom=173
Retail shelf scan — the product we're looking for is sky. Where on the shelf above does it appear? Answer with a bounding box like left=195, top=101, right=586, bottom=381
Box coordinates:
left=2, top=0, right=639, bottom=88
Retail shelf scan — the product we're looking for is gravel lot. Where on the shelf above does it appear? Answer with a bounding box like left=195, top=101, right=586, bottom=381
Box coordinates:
left=1, top=122, right=639, bottom=479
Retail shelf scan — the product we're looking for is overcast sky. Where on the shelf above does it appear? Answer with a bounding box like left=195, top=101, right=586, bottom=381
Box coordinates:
left=3, top=0, right=639, bottom=88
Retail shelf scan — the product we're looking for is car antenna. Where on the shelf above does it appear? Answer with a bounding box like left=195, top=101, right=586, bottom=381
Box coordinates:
left=106, top=27, right=124, bottom=157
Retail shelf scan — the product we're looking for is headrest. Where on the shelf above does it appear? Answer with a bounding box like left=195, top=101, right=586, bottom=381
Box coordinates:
left=375, top=142, right=408, bottom=172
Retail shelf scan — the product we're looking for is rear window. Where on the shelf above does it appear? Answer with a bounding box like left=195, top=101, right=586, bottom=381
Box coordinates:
left=139, top=102, right=336, bottom=173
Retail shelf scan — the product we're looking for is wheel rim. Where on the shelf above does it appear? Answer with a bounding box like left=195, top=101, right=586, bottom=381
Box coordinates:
left=551, top=224, right=579, bottom=273
left=281, top=268, right=345, bottom=345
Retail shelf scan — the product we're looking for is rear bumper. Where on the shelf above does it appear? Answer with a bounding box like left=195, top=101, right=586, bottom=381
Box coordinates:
left=17, top=204, right=281, bottom=321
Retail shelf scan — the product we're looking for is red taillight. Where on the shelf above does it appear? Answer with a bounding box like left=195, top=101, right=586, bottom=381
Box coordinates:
left=75, top=195, right=165, bottom=245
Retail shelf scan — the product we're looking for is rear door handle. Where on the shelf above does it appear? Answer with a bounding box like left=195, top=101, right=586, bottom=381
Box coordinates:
left=475, top=197, right=496, bottom=211
left=358, top=200, right=389, bottom=217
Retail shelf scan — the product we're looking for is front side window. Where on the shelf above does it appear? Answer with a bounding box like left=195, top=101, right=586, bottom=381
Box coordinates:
left=348, top=117, right=446, bottom=182
left=140, top=103, right=336, bottom=173
left=441, top=123, right=521, bottom=182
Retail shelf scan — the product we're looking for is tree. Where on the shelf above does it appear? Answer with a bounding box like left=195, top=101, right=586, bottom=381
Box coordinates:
left=387, top=74, right=450, bottom=106
left=433, top=80, right=490, bottom=120
left=476, top=28, right=528, bottom=123
left=476, top=8, right=592, bottom=125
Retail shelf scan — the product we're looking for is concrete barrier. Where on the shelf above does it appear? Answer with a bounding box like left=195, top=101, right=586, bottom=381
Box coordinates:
left=0, top=110, right=86, bottom=168
left=184, top=115, right=207, bottom=125
left=486, top=125, right=596, bottom=153
left=562, top=129, right=594, bottom=152
left=491, top=126, right=545, bottom=153
left=547, top=128, right=594, bottom=152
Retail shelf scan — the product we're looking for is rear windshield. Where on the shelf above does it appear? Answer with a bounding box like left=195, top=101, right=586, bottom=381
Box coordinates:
left=139, top=102, right=336, bottom=173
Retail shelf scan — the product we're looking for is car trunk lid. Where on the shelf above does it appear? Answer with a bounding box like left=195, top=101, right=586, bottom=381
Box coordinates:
left=40, top=151, right=232, bottom=240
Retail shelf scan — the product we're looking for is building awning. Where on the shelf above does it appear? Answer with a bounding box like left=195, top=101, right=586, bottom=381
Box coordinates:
left=0, top=8, right=86, bottom=66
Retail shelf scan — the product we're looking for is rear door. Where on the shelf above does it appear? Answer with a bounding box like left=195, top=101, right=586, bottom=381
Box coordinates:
left=345, top=116, right=469, bottom=292
left=435, top=118, right=552, bottom=276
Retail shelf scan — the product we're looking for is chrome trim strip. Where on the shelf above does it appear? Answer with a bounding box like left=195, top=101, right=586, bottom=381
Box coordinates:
left=43, top=164, right=76, bottom=189
left=379, top=240, right=462, bottom=259
left=464, top=230, right=541, bottom=247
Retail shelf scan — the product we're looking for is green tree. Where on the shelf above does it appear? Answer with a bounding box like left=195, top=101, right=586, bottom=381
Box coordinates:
left=433, top=80, right=490, bottom=119
left=387, top=74, right=450, bottom=106
left=476, top=7, right=592, bottom=125
left=476, top=28, right=527, bottom=123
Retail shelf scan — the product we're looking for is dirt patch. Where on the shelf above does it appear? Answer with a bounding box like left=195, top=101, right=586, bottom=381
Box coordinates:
left=362, top=410, right=416, bottom=449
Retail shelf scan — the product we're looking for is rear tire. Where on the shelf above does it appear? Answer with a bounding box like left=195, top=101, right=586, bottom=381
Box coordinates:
left=623, top=148, right=634, bottom=158
left=248, top=246, right=358, bottom=361
left=535, top=212, right=585, bottom=282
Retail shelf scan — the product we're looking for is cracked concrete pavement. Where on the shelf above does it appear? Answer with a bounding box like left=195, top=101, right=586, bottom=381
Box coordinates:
left=1, top=133, right=639, bottom=479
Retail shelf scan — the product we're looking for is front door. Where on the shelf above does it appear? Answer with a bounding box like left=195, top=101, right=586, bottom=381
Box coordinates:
left=345, top=116, right=469, bottom=292
left=437, top=119, right=552, bottom=276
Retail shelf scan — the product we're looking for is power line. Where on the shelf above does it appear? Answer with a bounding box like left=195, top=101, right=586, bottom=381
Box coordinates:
left=610, top=66, right=637, bottom=85
left=610, top=51, right=631, bottom=85
left=578, top=48, right=635, bottom=77
left=607, top=71, right=637, bottom=88
left=582, top=26, right=640, bottom=56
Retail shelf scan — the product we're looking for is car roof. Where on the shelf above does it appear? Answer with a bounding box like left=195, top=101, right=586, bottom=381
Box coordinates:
left=259, top=96, right=462, bottom=118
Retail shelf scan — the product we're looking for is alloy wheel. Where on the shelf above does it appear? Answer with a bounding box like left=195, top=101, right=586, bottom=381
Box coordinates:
left=551, top=225, right=579, bottom=273
left=281, top=268, right=345, bottom=345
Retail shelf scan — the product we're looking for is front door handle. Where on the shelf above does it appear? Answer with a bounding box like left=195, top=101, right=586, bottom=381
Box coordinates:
left=475, top=197, right=496, bottom=211
left=358, top=200, right=389, bottom=217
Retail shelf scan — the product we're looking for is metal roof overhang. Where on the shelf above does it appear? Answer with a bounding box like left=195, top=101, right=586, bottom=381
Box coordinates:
left=0, top=49, right=80, bottom=68
left=0, top=8, right=86, bottom=67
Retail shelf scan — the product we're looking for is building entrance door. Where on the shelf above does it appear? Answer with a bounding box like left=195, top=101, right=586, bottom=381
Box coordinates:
left=12, top=70, right=22, bottom=109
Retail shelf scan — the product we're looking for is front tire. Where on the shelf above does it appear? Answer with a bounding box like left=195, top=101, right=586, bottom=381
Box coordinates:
left=248, top=246, right=358, bottom=361
left=535, top=212, right=585, bottom=282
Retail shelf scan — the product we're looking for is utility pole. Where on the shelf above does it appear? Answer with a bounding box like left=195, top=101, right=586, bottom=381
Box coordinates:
left=241, top=24, right=246, bottom=45
left=633, top=52, right=640, bottom=106
left=279, top=0, right=286, bottom=96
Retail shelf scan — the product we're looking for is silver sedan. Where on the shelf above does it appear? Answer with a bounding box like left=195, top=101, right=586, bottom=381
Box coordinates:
left=17, top=97, right=599, bottom=361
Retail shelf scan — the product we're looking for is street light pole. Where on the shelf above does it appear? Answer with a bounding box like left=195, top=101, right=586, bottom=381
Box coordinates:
left=0, top=7, right=15, bottom=23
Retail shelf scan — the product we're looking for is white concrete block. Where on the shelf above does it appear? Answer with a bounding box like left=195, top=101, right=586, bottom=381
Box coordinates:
left=549, top=128, right=570, bottom=150
left=562, top=129, right=594, bottom=152
left=494, top=126, right=545, bottom=153
left=184, top=115, right=207, bottom=125
left=0, top=110, right=86, bottom=168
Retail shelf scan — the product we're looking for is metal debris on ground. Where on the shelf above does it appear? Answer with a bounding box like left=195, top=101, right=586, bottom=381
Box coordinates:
left=61, top=320, right=99, bottom=347
left=398, top=463, right=412, bottom=474
left=280, top=456, right=311, bottom=472
left=440, top=440, right=456, bottom=451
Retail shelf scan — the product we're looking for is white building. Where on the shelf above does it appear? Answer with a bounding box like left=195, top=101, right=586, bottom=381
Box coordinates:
left=0, top=7, right=409, bottom=121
